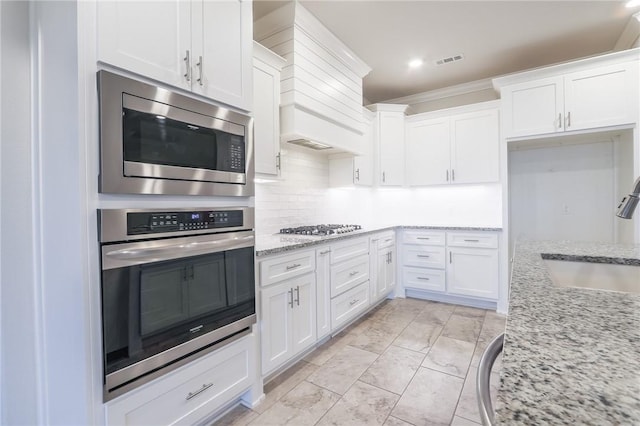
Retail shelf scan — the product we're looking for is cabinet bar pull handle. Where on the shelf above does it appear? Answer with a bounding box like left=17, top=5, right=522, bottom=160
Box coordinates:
left=446, top=170, right=449, bottom=182
left=183, top=50, right=191, bottom=82
left=349, top=299, right=359, bottom=306
left=566, top=111, right=571, bottom=128
left=319, top=249, right=331, bottom=255
left=196, top=55, right=203, bottom=86
left=382, top=171, right=386, bottom=183
left=186, top=383, right=213, bottom=401
left=355, top=168, right=360, bottom=182
left=295, top=285, right=300, bottom=306
left=276, top=152, right=281, bottom=170
left=450, top=251, right=452, bottom=263
left=417, top=237, right=430, bottom=240
left=452, top=169, right=455, bottom=181
left=288, top=288, right=294, bottom=308
left=349, top=271, right=359, bottom=276
left=384, top=238, right=393, bottom=242
left=286, top=263, right=301, bottom=270
left=558, top=113, right=562, bottom=128
left=417, top=277, right=430, bottom=281
left=464, top=239, right=480, bottom=242
left=417, top=255, right=430, bottom=258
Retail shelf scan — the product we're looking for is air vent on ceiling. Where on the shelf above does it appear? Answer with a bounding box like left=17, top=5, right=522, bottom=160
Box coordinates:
left=287, top=139, right=332, bottom=150
left=435, top=54, right=465, bottom=66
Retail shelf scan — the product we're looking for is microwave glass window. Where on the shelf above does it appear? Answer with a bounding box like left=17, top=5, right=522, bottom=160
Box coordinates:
left=122, top=108, right=245, bottom=173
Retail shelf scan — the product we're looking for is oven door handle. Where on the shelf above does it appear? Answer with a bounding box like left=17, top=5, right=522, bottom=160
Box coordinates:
left=102, top=235, right=255, bottom=269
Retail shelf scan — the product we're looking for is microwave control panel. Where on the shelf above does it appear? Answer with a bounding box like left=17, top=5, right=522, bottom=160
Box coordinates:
left=127, top=209, right=244, bottom=235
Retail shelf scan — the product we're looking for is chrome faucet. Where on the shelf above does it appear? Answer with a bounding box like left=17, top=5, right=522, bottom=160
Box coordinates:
left=616, top=176, right=640, bottom=219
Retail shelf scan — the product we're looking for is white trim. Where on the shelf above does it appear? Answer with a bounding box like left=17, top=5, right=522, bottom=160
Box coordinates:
left=366, top=103, right=408, bottom=113
left=404, top=99, right=500, bottom=122
left=614, top=14, right=640, bottom=51
left=253, top=41, right=287, bottom=70
left=385, top=78, right=495, bottom=105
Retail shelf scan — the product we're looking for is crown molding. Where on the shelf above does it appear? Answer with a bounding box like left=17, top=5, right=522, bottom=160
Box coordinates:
left=614, top=13, right=640, bottom=51
left=384, top=78, right=495, bottom=105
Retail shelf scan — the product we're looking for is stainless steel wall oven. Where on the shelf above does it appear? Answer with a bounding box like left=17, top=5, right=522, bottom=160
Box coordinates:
left=99, top=207, right=256, bottom=401
left=97, top=70, right=254, bottom=196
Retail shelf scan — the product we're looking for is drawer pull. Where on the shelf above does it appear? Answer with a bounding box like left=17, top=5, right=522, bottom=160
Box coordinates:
left=186, top=383, right=213, bottom=401
left=286, top=263, right=301, bottom=270
left=417, top=237, right=430, bottom=240
left=288, top=288, right=294, bottom=308
left=384, top=238, right=393, bottom=242
left=417, top=255, right=430, bottom=258
left=349, top=271, right=359, bottom=276
left=319, top=250, right=331, bottom=255
left=349, top=299, right=359, bottom=306
left=417, top=277, right=430, bottom=281
left=464, top=239, right=480, bottom=242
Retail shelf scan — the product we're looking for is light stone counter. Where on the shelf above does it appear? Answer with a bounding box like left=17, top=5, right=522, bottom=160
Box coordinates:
left=496, top=240, right=640, bottom=424
left=255, top=225, right=502, bottom=257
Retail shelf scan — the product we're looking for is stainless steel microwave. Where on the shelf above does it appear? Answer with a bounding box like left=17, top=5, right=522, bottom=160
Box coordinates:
left=97, top=71, right=254, bottom=196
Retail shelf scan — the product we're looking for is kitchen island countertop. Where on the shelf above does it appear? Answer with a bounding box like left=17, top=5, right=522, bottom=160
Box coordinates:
left=255, top=225, right=502, bottom=257
left=497, top=240, right=640, bottom=424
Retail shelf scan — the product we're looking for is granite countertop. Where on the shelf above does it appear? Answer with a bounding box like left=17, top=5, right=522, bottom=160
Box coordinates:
left=255, top=225, right=502, bottom=257
left=496, top=240, right=640, bottom=424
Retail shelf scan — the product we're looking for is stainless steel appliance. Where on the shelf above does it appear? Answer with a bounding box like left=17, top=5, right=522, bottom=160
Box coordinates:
left=279, top=224, right=362, bottom=236
left=97, top=70, right=254, bottom=196
left=99, top=207, right=256, bottom=401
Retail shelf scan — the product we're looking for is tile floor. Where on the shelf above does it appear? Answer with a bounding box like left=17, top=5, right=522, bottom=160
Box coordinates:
left=214, top=298, right=506, bottom=426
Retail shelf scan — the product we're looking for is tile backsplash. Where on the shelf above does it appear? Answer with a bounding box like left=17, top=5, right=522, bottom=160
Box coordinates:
left=255, top=145, right=503, bottom=235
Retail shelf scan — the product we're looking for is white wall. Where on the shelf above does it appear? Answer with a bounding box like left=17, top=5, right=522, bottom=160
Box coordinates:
left=255, top=145, right=503, bottom=235
left=509, top=140, right=618, bottom=243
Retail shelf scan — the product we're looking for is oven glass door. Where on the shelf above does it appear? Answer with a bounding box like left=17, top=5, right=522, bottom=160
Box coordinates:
left=101, top=231, right=255, bottom=383
left=121, top=94, right=246, bottom=184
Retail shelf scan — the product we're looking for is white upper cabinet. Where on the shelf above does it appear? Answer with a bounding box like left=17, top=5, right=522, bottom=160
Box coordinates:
left=495, top=50, right=639, bottom=139
left=406, top=103, right=500, bottom=186
left=253, top=42, right=286, bottom=175
left=97, top=0, right=253, bottom=111
left=369, top=104, right=408, bottom=186
left=329, top=108, right=375, bottom=187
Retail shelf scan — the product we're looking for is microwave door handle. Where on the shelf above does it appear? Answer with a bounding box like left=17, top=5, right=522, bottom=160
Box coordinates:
left=103, top=235, right=255, bottom=267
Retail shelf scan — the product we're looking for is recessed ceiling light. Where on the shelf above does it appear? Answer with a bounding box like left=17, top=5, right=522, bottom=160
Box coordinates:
left=626, top=0, right=640, bottom=7
left=408, top=59, right=423, bottom=69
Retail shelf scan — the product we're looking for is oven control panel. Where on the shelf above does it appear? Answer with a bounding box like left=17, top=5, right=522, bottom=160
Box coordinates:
left=127, top=209, right=244, bottom=235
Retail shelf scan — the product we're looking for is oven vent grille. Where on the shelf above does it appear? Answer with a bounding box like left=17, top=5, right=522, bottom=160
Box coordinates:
left=435, top=54, right=465, bottom=66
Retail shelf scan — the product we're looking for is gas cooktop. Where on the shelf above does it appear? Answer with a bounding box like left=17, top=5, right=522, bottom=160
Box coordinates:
left=279, top=224, right=362, bottom=236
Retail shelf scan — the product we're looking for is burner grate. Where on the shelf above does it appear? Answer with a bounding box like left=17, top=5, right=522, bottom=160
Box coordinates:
left=279, top=224, right=362, bottom=236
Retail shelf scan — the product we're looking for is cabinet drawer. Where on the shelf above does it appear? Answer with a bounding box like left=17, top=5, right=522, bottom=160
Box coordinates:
left=371, top=231, right=395, bottom=249
left=446, top=232, right=498, bottom=249
left=330, top=237, right=369, bottom=264
left=106, top=336, right=254, bottom=426
left=331, top=281, right=370, bottom=331
left=330, top=254, right=369, bottom=297
left=403, top=245, right=446, bottom=269
left=403, top=267, right=446, bottom=292
left=260, top=250, right=315, bottom=287
left=403, top=230, right=445, bottom=245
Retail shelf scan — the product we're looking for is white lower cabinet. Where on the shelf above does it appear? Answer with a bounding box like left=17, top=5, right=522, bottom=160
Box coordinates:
left=105, top=335, right=254, bottom=426
left=331, top=281, right=370, bottom=330
left=402, top=229, right=500, bottom=303
left=261, top=271, right=316, bottom=375
left=315, top=247, right=332, bottom=340
left=370, top=231, right=396, bottom=304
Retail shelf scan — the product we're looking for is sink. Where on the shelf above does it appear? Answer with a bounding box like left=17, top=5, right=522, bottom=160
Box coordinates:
left=544, top=259, right=640, bottom=294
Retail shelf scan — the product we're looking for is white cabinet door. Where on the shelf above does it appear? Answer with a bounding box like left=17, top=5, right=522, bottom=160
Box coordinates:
left=193, top=0, right=252, bottom=110
left=97, top=1, right=191, bottom=90
left=315, top=248, right=332, bottom=340
left=379, top=112, right=406, bottom=185
left=564, top=62, right=638, bottom=132
left=375, top=247, right=389, bottom=300
left=385, top=246, right=396, bottom=293
left=406, top=118, right=450, bottom=185
left=502, top=76, right=564, bottom=138
left=253, top=43, right=285, bottom=175
left=447, top=247, right=499, bottom=300
left=291, top=273, right=317, bottom=354
left=355, top=111, right=375, bottom=186
left=260, top=281, right=292, bottom=375
left=451, top=109, right=500, bottom=184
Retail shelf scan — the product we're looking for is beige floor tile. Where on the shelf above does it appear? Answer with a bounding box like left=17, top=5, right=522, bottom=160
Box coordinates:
left=211, top=404, right=257, bottom=426
left=316, top=380, right=399, bottom=426
left=360, top=345, right=425, bottom=395
left=413, top=305, right=455, bottom=327
left=441, top=314, right=482, bottom=343
left=455, top=367, right=500, bottom=424
left=250, top=381, right=340, bottom=425
left=254, top=361, right=318, bottom=414
left=451, top=415, right=480, bottom=425
left=383, top=416, right=415, bottom=426
left=307, top=345, right=379, bottom=395
left=349, top=322, right=400, bottom=354
left=391, top=367, right=464, bottom=426
left=453, top=305, right=487, bottom=319
left=304, top=332, right=356, bottom=366
left=422, top=336, right=475, bottom=378
left=392, top=322, right=442, bottom=353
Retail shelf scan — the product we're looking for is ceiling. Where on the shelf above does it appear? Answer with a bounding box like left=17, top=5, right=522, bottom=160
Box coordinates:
left=253, top=1, right=640, bottom=103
